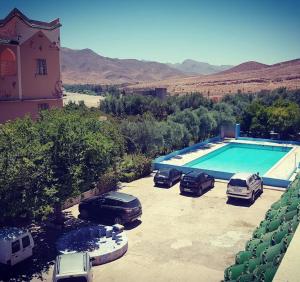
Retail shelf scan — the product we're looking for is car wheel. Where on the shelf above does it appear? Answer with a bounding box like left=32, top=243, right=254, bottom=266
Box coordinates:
left=249, top=192, right=255, bottom=204
left=260, top=184, right=264, bottom=194
left=197, top=186, right=203, bottom=196
left=80, top=209, right=88, bottom=219
left=211, top=180, right=215, bottom=188
left=168, top=181, right=173, bottom=188
left=114, top=217, right=123, bottom=225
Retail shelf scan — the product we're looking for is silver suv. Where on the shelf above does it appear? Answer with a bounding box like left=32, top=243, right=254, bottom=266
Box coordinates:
left=227, top=172, right=263, bottom=204
left=53, top=252, right=93, bottom=282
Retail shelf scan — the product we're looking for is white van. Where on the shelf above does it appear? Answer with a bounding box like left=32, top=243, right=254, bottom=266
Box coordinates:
left=0, top=227, right=34, bottom=266
left=53, top=252, right=93, bottom=282
left=227, top=172, right=263, bottom=203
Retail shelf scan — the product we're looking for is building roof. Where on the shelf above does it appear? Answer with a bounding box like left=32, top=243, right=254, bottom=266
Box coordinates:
left=0, top=8, right=61, bottom=30
left=0, top=227, right=28, bottom=241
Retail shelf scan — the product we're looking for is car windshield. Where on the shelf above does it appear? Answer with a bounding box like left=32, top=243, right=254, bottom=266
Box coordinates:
left=229, top=179, right=247, bottom=187
left=122, top=198, right=141, bottom=208
left=157, top=170, right=169, bottom=177
left=183, top=176, right=196, bottom=182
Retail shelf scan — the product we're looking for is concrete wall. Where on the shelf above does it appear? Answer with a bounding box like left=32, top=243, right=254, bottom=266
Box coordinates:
left=0, top=98, right=62, bottom=123
left=20, top=31, right=61, bottom=100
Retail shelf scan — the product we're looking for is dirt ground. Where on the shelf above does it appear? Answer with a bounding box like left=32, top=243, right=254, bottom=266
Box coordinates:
left=63, top=92, right=104, bottom=108
left=28, top=175, right=282, bottom=282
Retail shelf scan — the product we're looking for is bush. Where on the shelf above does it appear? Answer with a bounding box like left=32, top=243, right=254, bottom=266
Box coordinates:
left=96, top=169, right=119, bottom=194
left=119, top=154, right=152, bottom=182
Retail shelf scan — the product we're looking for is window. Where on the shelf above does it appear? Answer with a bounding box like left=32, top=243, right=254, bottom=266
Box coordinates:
left=36, top=59, right=47, bottom=75
left=22, top=236, right=30, bottom=248
left=38, top=103, right=49, bottom=111
left=0, top=48, right=17, bottom=76
left=11, top=240, right=21, bottom=253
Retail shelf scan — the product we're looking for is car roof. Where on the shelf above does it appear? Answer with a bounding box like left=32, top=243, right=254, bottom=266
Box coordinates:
left=231, top=172, right=253, bottom=180
left=0, top=227, right=28, bottom=241
left=104, top=191, right=136, bottom=203
left=184, top=170, right=204, bottom=177
left=56, top=253, right=88, bottom=275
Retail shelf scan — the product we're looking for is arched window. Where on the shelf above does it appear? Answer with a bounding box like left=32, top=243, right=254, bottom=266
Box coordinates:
left=0, top=48, right=17, bottom=76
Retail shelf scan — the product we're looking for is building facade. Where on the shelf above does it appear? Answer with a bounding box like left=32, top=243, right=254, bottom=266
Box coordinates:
left=0, top=9, right=63, bottom=123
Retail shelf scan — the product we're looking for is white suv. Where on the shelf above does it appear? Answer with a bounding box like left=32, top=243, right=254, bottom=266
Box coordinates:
left=53, top=252, right=93, bottom=282
left=227, top=172, right=263, bottom=204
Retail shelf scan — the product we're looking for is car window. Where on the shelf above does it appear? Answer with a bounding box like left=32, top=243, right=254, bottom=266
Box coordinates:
left=22, top=235, right=30, bottom=248
left=229, top=179, right=247, bottom=187
left=158, top=170, right=169, bottom=177
left=122, top=198, right=140, bottom=208
left=12, top=240, right=21, bottom=253
left=103, top=199, right=116, bottom=205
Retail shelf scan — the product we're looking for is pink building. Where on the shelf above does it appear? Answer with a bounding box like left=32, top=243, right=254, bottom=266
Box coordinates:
left=0, top=8, right=63, bottom=123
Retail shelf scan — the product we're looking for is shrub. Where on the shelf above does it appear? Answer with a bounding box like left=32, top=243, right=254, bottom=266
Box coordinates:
left=119, top=154, right=152, bottom=182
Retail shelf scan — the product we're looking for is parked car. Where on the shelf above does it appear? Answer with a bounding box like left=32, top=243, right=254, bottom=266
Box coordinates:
left=226, top=172, right=263, bottom=203
left=154, top=168, right=182, bottom=187
left=79, top=191, right=142, bottom=225
left=0, top=227, right=34, bottom=266
left=53, top=252, right=93, bottom=282
left=180, top=171, right=215, bottom=196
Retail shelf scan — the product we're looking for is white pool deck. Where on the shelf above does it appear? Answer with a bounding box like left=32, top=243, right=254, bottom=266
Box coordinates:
left=161, top=139, right=300, bottom=181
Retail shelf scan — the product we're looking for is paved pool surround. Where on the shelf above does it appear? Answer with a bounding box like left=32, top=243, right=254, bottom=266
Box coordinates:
left=56, top=224, right=128, bottom=265
left=153, top=137, right=300, bottom=188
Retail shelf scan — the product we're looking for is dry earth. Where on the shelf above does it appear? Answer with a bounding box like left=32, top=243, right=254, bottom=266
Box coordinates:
left=31, top=176, right=282, bottom=282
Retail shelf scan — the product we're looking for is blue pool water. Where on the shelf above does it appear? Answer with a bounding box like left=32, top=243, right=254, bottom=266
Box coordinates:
left=185, top=143, right=291, bottom=175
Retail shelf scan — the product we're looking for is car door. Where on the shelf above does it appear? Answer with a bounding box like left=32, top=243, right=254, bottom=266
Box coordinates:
left=253, top=175, right=261, bottom=192
left=11, top=239, right=23, bottom=265
left=21, top=234, right=33, bottom=260
left=100, top=198, right=115, bottom=222
left=201, top=174, right=209, bottom=189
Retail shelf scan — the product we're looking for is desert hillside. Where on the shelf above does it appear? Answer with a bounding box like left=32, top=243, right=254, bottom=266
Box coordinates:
left=167, top=59, right=233, bottom=75
left=128, top=59, right=300, bottom=96
left=61, top=47, right=186, bottom=84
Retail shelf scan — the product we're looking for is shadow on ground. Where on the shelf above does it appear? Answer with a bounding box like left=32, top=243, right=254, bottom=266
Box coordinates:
left=0, top=213, right=90, bottom=281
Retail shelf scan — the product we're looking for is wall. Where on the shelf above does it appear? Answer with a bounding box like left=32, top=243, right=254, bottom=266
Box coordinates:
left=20, top=31, right=61, bottom=100
left=0, top=44, right=19, bottom=100
left=0, top=98, right=62, bottom=123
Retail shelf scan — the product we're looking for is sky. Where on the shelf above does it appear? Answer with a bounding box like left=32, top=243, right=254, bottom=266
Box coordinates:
left=1, top=0, right=300, bottom=65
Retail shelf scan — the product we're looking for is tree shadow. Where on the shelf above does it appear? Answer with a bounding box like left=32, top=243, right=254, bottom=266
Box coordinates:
left=0, top=213, right=91, bottom=281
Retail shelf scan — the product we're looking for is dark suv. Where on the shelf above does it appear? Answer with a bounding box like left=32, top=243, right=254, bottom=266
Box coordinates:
left=180, top=171, right=215, bottom=196
left=78, top=191, right=142, bottom=225
left=154, top=168, right=182, bottom=187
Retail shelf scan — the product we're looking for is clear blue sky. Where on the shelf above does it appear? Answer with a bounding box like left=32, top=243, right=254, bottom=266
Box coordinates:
left=1, top=0, right=300, bottom=65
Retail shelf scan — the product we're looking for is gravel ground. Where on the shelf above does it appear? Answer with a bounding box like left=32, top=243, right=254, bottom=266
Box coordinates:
left=30, top=175, right=282, bottom=282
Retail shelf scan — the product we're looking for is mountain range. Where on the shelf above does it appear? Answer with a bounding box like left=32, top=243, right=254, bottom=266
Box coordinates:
left=167, top=59, right=233, bottom=75
left=61, top=47, right=300, bottom=96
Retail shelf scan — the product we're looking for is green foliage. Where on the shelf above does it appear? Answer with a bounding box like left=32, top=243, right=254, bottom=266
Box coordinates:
left=119, top=154, right=152, bottom=182
left=0, top=109, right=124, bottom=222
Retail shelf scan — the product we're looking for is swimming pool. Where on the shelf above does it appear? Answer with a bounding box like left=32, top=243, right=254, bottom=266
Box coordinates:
left=185, top=142, right=292, bottom=176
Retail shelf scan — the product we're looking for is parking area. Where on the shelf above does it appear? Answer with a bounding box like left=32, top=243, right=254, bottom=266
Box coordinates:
left=32, top=174, right=282, bottom=282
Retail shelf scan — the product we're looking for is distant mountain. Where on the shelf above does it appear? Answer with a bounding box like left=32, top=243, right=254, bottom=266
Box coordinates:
left=61, top=47, right=186, bottom=84
left=219, top=61, right=269, bottom=75
left=167, top=59, right=233, bottom=75
left=129, top=58, right=300, bottom=96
